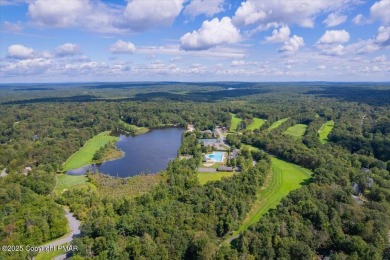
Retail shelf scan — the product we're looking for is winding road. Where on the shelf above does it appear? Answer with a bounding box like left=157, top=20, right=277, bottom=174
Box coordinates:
left=40, top=209, right=80, bottom=260
left=43, top=209, right=80, bottom=247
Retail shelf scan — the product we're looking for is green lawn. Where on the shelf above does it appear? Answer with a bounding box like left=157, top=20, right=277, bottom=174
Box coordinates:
left=318, top=120, right=334, bottom=144
left=197, top=172, right=236, bottom=185
left=247, top=118, right=266, bottom=131
left=237, top=157, right=311, bottom=233
left=284, top=124, right=308, bottom=139
left=63, top=131, right=119, bottom=171
left=55, top=174, right=95, bottom=194
left=230, top=113, right=242, bottom=132
left=268, top=118, right=289, bottom=131
left=241, top=144, right=260, bottom=152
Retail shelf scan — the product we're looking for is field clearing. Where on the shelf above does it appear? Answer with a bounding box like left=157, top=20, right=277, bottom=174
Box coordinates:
left=63, top=131, right=119, bottom=171
left=237, top=157, right=312, bottom=233
left=247, top=118, right=266, bottom=130
left=319, top=120, right=334, bottom=144
left=89, top=173, right=164, bottom=198
left=241, top=144, right=260, bottom=152
left=230, top=113, right=242, bottom=132
left=197, top=172, right=236, bottom=185
left=284, top=124, right=308, bottom=139
left=268, top=118, right=289, bottom=131
left=55, top=174, right=95, bottom=194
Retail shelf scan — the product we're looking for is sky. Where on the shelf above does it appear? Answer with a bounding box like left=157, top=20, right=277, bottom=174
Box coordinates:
left=0, top=0, right=389, bottom=83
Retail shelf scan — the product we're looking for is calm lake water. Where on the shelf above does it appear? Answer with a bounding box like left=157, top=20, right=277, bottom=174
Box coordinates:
left=67, top=128, right=184, bottom=178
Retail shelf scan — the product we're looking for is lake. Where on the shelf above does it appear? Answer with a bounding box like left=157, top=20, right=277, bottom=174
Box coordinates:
left=67, top=128, right=184, bottom=178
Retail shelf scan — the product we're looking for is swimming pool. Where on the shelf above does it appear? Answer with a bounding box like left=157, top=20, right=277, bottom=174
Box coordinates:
left=206, top=151, right=225, bottom=162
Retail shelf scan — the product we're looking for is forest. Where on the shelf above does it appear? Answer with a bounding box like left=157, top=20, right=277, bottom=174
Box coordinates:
left=0, top=82, right=389, bottom=259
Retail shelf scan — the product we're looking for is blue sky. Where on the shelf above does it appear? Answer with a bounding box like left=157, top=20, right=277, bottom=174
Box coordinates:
left=0, top=0, right=389, bottom=83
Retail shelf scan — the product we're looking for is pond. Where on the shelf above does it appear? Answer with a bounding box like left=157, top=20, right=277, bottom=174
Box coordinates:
left=66, top=128, right=184, bottom=178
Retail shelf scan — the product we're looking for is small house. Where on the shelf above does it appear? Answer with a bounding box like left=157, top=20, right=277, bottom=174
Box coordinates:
left=22, top=167, right=32, bottom=176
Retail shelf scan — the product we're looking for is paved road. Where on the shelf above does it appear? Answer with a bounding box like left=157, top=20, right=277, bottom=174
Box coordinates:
left=215, top=128, right=229, bottom=147
left=43, top=209, right=80, bottom=247
left=225, top=234, right=240, bottom=244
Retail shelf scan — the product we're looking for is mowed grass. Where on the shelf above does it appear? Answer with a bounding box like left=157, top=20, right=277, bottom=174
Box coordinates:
left=63, top=131, right=119, bottom=171
left=230, top=113, right=242, bottom=132
left=197, top=172, right=236, bottom=185
left=89, top=173, right=164, bottom=198
left=55, top=174, right=95, bottom=194
left=237, top=157, right=311, bottom=233
left=268, top=118, right=289, bottom=131
left=241, top=144, right=260, bottom=152
left=284, top=124, right=308, bottom=139
left=319, top=120, right=334, bottom=144
left=247, top=118, right=266, bottom=131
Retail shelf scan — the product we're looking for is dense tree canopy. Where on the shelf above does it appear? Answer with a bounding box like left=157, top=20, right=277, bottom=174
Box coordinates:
left=0, top=82, right=389, bottom=259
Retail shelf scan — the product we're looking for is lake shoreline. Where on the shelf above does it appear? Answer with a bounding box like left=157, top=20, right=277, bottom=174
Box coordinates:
left=65, top=127, right=184, bottom=178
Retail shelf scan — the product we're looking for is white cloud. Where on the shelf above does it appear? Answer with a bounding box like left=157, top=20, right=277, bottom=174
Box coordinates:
left=279, top=35, right=305, bottom=54
left=109, top=40, right=136, bottom=54
left=184, top=0, right=224, bottom=17
left=180, top=17, right=241, bottom=50
left=265, top=26, right=290, bottom=43
left=2, top=58, right=52, bottom=75
left=316, top=30, right=350, bottom=55
left=323, top=12, right=347, bottom=27
left=231, top=60, right=259, bottom=66
left=231, top=60, right=246, bottom=66
left=0, top=0, right=30, bottom=6
left=232, top=1, right=266, bottom=26
left=233, top=0, right=355, bottom=28
left=28, top=0, right=184, bottom=33
left=373, top=55, right=386, bottom=62
left=352, top=14, right=368, bottom=25
left=137, top=45, right=246, bottom=59
left=55, top=43, right=81, bottom=57
left=317, top=30, right=350, bottom=44
left=28, top=0, right=88, bottom=28
left=376, top=26, right=390, bottom=45
left=170, top=56, right=182, bottom=63
left=7, top=44, right=34, bottom=59
left=370, top=0, right=390, bottom=24
left=2, top=21, right=23, bottom=32
left=318, top=26, right=389, bottom=56
left=317, top=65, right=327, bottom=70
left=124, top=0, right=184, bottom=31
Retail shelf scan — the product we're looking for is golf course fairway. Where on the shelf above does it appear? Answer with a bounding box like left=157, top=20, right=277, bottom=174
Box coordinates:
left=237, top=157, right=312, bottom=233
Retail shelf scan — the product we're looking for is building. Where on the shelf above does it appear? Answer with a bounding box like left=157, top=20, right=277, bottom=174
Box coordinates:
left=187, top=124, right=195, bottom=132
left=217, top=166, right=234, bottom=172
left=230, top=149, right=239, bottom=159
